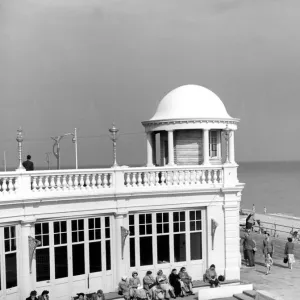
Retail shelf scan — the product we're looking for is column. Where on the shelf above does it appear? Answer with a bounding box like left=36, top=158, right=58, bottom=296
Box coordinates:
left=152, top=133, right=156, bottom=166
left=146, top=132, right=154, bottom=167
left=203, top=129, right=210, bottom=165
left=229, top=130, right=235, bottom=164
left=20, top=217, right=36, bottom=298
left=167, top=130, right=175, bottom=166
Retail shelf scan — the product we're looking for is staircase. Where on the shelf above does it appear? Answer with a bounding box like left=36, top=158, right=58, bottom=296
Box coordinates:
left=213, top=289, right=260, bottom=300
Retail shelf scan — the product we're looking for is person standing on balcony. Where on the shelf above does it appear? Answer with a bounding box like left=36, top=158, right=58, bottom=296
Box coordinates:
left=23, top=154, right=34, bottom=171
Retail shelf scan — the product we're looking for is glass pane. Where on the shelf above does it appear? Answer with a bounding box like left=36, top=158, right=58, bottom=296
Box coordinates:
left=95, top=218, right=101, bottom=229
left=61, top=221, right=67, bottom=232
left=43, top=235, right=49, bottom=247
left=180, top=212, right=185, bottom=221
left=89, top=242, right=101, bottom=273
left=11, top=239, right=16, bottom=251
left=139, top=214, right=145, bottom=224
left=95, top=229, right=101, bottom=240
left=42, top=223, right=49, bottom=234
left=89, top=218, right=94, bottom=229
left=174, top=234, right=186, bottom=262
left=189, top=211, right=195, bottom=221
left=54, top=222, right=60, bottom=233
left=139, top=225, right=145, bottom=235
left=55, top=246, right=68, bottom=279
left=35, top=235, right=42, bottom=246
left=146, top=214, right=152, bottom=224
left=89, top=230, right=94, bottom=241
left=157, top=224, right=162, bottom=234
left=79, top=231, right=84, bottom=242
left=61, top=233, right=67, bottom=244
left=190, top=222, right=195, bottom=231
left=105, top=217, right=110, bottom=227
left=10, top=226, right=15, bottom=238
left=163, top=224, right=169, bottom=233
left=156, top=213, right=162, bottom=223
left=130, top=238, right=135, bottom=267
left=196, top=211, right=201, bottom=220
left=129, top=215, right=134, bottom=225
left=190, top=232, right=202, bottom=260
left=157, top=235, right=170, bottom=264
left=78, top=219, right=84, bottom=230
left=5, top=253, right=17, bottom=289
left=35, top=223, right=42, bottom=235
left=174, top=223, right=179, bottom=233
left=105, top=228, right=110, bottom=239
left=72, top=232, right=77, bottom=243
left=129, top=225, right=135, bottom=236
left=72, top=220, right=77, bottom=231
left=180, top=222, right=185, bottom=232
left=163, top=213, right=169, bottom=222
left=140, top=237, right=153, bottom=266
left=73, top=244, right=85, bottom=276
left=54, top=234, right=60, bottom=245
left=173, top=212, right=179, bottom=222
left=36, top=248, right=50, bottom=282
left=146, top=224, right=152, bottom=234
left=196, top=221, right=202, bottom=231
left=106, top=240, right=111, bottom=270
left=5, top=240, right=10, bottom=252
left=4, top=227, right=9, bottom=239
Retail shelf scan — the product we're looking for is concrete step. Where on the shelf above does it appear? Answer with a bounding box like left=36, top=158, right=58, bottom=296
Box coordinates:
left=233, top=293, right=255, bottom=300
left=211, top=297, right=237, bottom=300
left=243, top=290, right=257, bottom=298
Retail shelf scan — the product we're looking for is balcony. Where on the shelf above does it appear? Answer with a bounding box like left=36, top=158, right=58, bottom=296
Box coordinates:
left=0, top=164, right=239, bottom=201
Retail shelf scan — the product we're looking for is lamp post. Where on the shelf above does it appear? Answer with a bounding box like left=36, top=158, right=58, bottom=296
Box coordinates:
left=222, top=124, right=232, bottom=164
left=109, top=123, right=119, bottom=167
left=51, top=128, right=78, bottom=170
left=16, top=127, right=25, bottom=171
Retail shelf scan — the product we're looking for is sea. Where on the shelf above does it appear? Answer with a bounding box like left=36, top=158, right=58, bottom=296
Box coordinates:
left=238, top=161, right=300, bottom=217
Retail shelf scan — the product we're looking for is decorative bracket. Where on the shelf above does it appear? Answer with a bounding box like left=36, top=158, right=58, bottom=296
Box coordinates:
left=211, top=219, right=219, bottom=250
left=121, top=226, right=130, bottom=260
left=29, top=236, right=41, bottom=273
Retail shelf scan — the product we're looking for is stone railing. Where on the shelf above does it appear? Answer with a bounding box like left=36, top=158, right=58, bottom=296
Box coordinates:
left=0, top=164, right=238, bottom=200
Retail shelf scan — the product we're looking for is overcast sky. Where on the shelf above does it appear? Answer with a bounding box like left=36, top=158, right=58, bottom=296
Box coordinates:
left=1, top=0, right=300, bottom=169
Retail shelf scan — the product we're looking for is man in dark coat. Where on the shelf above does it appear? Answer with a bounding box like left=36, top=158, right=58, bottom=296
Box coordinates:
left=23, top=155, right=34, bottom=171
left=242, top=230, right=255, bottom=267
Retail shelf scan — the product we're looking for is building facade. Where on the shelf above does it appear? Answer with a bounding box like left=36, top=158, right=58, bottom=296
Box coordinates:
left=0, top=85, right=244, bottom=300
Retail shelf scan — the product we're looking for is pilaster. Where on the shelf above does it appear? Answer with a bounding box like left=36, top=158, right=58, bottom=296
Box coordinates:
left=167, top=130, right=175, bottom=166
left=203, top=129, right=210, bottom=165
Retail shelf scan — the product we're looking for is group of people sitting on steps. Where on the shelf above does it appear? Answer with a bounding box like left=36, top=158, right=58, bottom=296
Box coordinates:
left=118, top=267, right=195, bottom=300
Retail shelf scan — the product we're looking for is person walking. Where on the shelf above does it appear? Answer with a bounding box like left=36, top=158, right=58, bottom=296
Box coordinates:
left=23, top=155, right=34, bottom=171
left=284, top=237, right=295, bottom=270
left=246, top=213, right=255, bottom=231
left=242, top=230, right=255, bottom=267
left=265, top=253, right=273, bottom=275
left=263, top=232, right=274, bottom=258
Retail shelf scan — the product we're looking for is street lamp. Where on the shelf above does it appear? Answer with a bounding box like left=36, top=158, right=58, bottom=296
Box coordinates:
left=51, top=128, right=78, bottom=170
left=109, top=123, right=119, bottom=167
left=16, top=127, right=25, bottom=171
left=222, top=124, right=232, bottom=164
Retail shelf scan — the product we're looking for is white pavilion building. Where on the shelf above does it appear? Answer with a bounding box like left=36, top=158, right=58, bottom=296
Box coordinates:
left=0, top=85, right=245, bottom=300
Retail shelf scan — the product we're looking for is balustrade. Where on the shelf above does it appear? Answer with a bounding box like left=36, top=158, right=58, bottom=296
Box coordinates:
left=0, top=175, right=18, bottom=195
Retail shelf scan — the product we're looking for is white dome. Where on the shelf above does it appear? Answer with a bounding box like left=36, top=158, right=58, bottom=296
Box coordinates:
left=150, top=85, right=232, bottom=121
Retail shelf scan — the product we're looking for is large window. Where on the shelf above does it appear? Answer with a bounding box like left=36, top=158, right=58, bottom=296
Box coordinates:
left=173, top=212, right=186, bottom=262
left=209, top=131, right=218, bottom=157
left=139, top=214, right=153, bottom=266
left=156, top=213, right=170, bottom=264
left=89, top=217, right=101, bottom=273
left=105, top=217, right=111, bottom=270
left=72, top=219, right=85, bottom=276
left=190, top=210, right=203, bottom=260
left=35, top=223, right=50, bottom=281
left=4, top=226, right=17, bottom=289
left=129, top=215, right=135, bottom=267
left=54, top=221, right=68, bottom=279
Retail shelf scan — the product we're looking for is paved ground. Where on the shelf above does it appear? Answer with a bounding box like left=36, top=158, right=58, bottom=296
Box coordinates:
left=240, top=230, right=300, bottom=300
